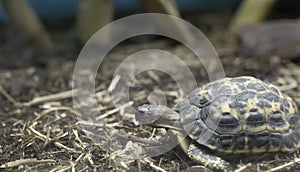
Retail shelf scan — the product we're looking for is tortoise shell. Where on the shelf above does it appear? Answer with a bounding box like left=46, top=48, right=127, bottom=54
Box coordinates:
left=176, top=76, right=299, bottom=154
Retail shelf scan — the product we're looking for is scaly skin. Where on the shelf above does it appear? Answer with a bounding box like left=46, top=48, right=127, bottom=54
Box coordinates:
left=135, top=76, right=300, bottom=172
left=136, top=104, right=235, bottom=171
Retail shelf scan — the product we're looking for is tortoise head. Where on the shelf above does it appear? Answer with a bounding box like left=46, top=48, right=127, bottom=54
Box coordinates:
left=135, top=104, right=182, bottom=130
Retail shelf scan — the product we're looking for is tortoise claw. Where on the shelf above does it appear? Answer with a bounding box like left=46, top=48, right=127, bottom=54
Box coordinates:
left=188, top=143, right=234, bottom=172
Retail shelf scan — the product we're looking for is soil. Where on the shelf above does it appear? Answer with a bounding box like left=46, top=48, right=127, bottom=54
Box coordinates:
left=0, top=10, right=300, bottom=172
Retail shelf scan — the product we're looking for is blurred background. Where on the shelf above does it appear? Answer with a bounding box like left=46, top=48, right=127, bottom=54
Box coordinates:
left=0, top=0, right=298, bottom=68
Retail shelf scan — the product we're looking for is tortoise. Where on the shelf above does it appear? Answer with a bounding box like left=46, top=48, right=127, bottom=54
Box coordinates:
left=135, top=76, right=300, bottom=171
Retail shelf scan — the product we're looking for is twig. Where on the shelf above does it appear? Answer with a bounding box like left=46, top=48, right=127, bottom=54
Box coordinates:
left=276, top=77, right=298, bottom=91
left=234, top=163, right=252, bottom=172
left=56, top=166, right=71, bottom=172
left=78, top=166, right=89, bottom=172
left=137, top=160, right=142, bottom=172
left=96, top=101, right=133, bottom=120
left=72, top=129, right=85, bottom=150
left=32, top=106, right=75, bottom=122
left=107, top=75, right=121, bottom=92
left=267, top=157, right=300, bottom=172
left=0, top=84, right=20, bottom=106
left=84, top=152, right=94, bottom=166
left=0, top=158, right=55, bottom=168
left=141, top=159, right=167, bottom=172
left=23, top=89, right=78, bottom=106
left=28, top=126, right=77, bottom=153
left=120, top=161, right=130, bottom=170
left=147, top=71, right=160, bottom=82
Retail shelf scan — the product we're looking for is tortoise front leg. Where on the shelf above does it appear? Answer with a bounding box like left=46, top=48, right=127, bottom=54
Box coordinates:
left=188, top=143, right=233, bottom=172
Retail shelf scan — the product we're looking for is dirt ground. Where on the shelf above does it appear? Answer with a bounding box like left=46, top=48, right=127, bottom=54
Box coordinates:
left=0, top=10, right=300, bottom=172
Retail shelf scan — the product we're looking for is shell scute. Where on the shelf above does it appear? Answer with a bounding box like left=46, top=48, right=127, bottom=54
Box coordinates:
left=179, top=76, right=299, bottom=154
